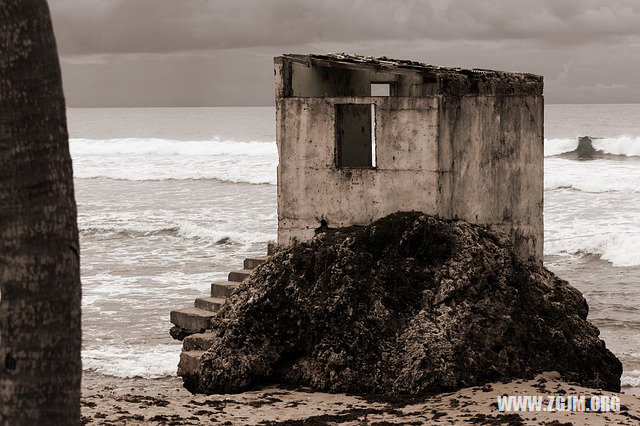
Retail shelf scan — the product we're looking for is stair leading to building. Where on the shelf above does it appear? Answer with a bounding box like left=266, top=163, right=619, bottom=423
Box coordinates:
left=228, top=269, right=253, bottom=283
left=210, top=281, right=239, bottom=298
left=170, top=249, right=274, bottom=375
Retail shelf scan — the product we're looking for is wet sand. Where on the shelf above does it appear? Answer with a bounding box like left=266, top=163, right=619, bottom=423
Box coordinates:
left=81, top=372, right=640, bottom=425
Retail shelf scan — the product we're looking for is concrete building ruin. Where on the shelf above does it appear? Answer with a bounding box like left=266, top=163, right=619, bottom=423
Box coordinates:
left=275, top=54, right=543, bottom=261
left=170, top=53, right=545, bottom=378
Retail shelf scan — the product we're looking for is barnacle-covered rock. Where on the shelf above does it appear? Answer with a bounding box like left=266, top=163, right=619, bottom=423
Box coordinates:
left=183, top=212, right=622, bottom=396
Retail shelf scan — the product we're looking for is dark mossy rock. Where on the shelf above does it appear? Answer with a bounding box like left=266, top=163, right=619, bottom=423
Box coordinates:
left=576, top=136, right=600, bottom=159
left=185, top=212, right=622, bottom=395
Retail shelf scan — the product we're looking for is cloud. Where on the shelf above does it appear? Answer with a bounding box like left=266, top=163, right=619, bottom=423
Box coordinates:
left=49, top=0, right=640, bottom=56
left=49, top=1, right=640, bottom=106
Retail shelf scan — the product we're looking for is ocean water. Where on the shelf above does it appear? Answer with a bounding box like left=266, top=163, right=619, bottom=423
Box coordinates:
left=68, top=105, right=640, bottom=391
left=70, top=108, right=278, bottom=380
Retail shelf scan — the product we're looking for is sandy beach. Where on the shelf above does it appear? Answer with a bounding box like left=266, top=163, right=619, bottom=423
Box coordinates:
left=81, top=372, right=640, bottom=425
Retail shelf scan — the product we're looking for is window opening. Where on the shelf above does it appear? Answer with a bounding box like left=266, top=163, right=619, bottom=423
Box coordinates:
left=335, top=103, right=376, bottom=168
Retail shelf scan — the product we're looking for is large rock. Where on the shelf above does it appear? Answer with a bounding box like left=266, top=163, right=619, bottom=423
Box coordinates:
left=185, top=212, right=622, bottom=395
left=576, top=136, right=600, bottom=159
left=558, top=136, right=610, bottom=160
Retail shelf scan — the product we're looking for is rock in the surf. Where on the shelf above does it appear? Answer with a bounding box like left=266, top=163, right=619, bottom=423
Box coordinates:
left=576, top=136, right=600, bottom=159
left=557, top=136, right=606, bottom=160
left=184, top=212, right=622, bottom=396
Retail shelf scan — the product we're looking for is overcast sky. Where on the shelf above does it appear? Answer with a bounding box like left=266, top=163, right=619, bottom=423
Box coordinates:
left=49, top=0, right=640, bottom=107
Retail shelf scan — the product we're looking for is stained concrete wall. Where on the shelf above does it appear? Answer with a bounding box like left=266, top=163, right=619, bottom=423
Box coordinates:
left=275, top=56, right=543, bottom=261
left=437, top=96, right=544, bottom=259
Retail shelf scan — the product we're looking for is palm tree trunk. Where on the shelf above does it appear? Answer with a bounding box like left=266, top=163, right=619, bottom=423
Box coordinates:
left=0, top=0, right=81, bottom=424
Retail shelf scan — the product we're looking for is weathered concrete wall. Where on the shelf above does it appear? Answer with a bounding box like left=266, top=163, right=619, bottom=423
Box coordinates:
left=276, top=96, right=441, bottom=244
left=437, top=96, right=544, bottom=260
left=275, top=56, right=543, bottom=261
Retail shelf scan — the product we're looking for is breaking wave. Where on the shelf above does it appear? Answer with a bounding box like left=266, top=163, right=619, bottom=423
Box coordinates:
left=70, top=137, right=276, bottom=156
left=622, top=370, right=640, bottom=388
left=80, top=221, right=273, bottom=245
left=545, top=197, right=640, bottom=268
left=546, top=232, right=640, bottom=267
left=71, top=137, right=640, bottom=185
left=544, top=157, right=640, bottom=193
left=70, top=138, right=278, bottom=184
left=545, top=136, right=640, bottom=157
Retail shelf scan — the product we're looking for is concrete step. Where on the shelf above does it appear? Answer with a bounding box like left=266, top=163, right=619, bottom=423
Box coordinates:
left=170, top=307, right=217, bottom=332
left=194, top=297, right=225, bottom=312
left=228, top=269, right=253, bottom=283
left=183, top=332, right=217, bottom=351
left=244, top=255, right=269, bottom=270
left=177, top=350, right=205, bottom=376
left=211, top=281, right=240, bottom=298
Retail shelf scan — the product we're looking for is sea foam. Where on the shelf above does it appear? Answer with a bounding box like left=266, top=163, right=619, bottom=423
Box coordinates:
left=70, top=138, right=276, bottom=156
left=70, top=138, right=278, bottom=184
left=82, top=345, right=181, bottom=379
left=544, top=157, right=640, bottom=193
left=545, top=231, right=640, bottom=267
left=622, top=370, right=640, bottom=388
left=544, top=138, right=581, bottom=157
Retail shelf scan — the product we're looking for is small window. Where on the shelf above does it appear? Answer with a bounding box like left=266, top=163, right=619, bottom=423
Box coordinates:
left=335, top=104, right=376, bottom=168
left=371, top=83, right=392, bottom=96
